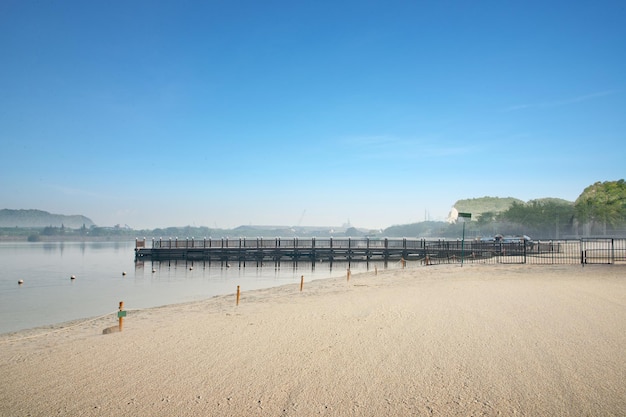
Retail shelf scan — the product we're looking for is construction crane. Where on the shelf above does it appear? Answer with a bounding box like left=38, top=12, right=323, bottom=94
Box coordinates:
left=291, top=210, right=307, bottom=233
left=296, top=209, right=306, bottom=227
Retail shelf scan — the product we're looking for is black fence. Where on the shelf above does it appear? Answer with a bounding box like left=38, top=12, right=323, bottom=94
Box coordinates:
left=136, top=237, right=626, bottom=265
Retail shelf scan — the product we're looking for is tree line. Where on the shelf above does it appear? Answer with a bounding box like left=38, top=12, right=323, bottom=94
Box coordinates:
left=466, top=180, right=626, bottom=239
left=3, top=180, right=624, bottom=241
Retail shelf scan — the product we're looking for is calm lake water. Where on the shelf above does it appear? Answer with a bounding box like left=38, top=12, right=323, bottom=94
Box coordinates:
left=0, top=241, right=393, bottom=334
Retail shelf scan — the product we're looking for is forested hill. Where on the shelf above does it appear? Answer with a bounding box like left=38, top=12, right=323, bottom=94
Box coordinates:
left=0, top=209, right=95, bottom=228
left=453, top=196, right=524, bottom=219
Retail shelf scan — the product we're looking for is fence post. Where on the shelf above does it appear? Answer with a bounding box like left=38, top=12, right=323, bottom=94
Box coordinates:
left=580, top=238, right=583, bottom=266
left=548, top=240, right=552, bottom=264
left=403, top=238, right=408, bottom=260
left=611, top=238, right=615, bottom=264
left=384, top=238, right=388, bottom=260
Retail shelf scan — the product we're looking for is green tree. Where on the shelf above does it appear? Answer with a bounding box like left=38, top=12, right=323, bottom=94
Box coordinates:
left=574, top=180, right=626, bottom=234
left=477, top=211, right=497, bottom=225
left=42, top=226, right=59, bottom=236
left=344, top=227, right=362, bottom=237
left=499, top=200, right=575, bottom=238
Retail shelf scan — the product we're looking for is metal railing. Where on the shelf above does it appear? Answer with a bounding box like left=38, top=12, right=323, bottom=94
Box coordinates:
left=136, top=237, right=626, bottom=265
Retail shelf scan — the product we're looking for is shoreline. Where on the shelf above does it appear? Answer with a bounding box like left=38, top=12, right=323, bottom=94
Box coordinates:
left=0, top=262, right=579, bottom=339
left=1, top=263, right=622, bottom=340
left=1, top=264, right=625, bottom=416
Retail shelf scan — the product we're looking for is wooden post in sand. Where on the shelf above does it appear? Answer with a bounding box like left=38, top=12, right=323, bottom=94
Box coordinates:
left=118, top=301, right=125, bottom=331
left=236, top=285, right=241, bottom=306
left=401, top=258, right=406, bottom=268
left=300, top=275, right=304, bottom=292
left=347, top=269, right=351, bottom=281
left=375, top=265, right=378, bottom=275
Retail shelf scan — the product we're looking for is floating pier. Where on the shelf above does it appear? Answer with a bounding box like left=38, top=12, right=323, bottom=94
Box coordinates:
left=134, top=237, right=526, bottom=264
left=134, top=237, right=626, bottom=265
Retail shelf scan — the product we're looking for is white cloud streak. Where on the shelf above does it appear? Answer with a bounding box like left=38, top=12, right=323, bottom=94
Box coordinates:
left=340, top=135, right=475, bottom=160
left=503, top=90, right=618, bottom=112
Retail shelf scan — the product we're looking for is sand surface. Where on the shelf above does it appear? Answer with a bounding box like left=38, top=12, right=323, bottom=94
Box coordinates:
left=1, top=264, right=625, bottom=416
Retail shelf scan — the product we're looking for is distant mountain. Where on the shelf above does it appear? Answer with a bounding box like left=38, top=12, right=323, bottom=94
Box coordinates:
left=0, top=209, right=95, bottom=228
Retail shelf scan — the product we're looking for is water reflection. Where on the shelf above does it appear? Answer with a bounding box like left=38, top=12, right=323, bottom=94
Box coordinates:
left=134, top=258, right=392, bottom=273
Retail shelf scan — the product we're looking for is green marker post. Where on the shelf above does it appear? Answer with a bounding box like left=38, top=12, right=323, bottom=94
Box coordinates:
left=118, top=301, right=125, bottom=331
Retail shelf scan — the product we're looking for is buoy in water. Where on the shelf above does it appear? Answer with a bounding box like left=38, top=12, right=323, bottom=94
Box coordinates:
left=122, top=271, right=127, bottom=276
left=70, top=275, right=76, bottom=280
left=18, top=279, right=24, bottom=285
left=152, top=269, right=156, bottom=273
left=189, top=266, right=193, bottom=271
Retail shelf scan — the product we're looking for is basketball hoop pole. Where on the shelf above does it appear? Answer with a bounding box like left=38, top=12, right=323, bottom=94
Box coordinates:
left=458, top=213, right=472, bottom=267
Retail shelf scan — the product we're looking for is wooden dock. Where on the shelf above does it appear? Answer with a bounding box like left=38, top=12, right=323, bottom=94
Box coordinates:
left=134, top=237, right=626, bottom=265
left=134, top=237, right=510, bottom=264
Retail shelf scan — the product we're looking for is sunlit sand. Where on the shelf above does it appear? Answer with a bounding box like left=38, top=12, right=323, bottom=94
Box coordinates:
left=1, top=264, right=624, bottom=416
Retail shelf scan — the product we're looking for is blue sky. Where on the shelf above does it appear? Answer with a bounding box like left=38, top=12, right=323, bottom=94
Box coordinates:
left=1, top=0, right=625, bottom=230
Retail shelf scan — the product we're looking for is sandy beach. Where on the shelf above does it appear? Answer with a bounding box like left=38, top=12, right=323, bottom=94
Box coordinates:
left=1, top=264, right=625, bottom=416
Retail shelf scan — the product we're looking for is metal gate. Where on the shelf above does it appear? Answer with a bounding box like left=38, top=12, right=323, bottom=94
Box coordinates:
left=497, top=241, right=526, bottom=264
left=581, top=238, right=626, bottom=264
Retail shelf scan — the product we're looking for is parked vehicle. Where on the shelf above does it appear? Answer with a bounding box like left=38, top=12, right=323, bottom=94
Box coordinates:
left=499, top=235, right=533, bottom=244
left=474, top=235, right=534, bottom=254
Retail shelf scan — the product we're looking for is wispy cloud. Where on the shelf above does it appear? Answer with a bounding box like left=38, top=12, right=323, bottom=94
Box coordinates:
left=339, top=135, right=475, bottom=160
left=503, top=90, right=618, bottom=112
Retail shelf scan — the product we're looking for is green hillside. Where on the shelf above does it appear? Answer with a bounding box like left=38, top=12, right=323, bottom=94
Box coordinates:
left=453, top=196, right=524, bottom=220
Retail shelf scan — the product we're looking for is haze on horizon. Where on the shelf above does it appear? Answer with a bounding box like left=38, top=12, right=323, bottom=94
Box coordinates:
left=1, top=1, right=624, bottom=230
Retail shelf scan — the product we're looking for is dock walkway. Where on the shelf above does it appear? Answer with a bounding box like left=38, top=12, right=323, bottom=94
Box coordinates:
left=135, top=237, right=626, bottom=265
left=135, top=237, right=515, bottom=264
